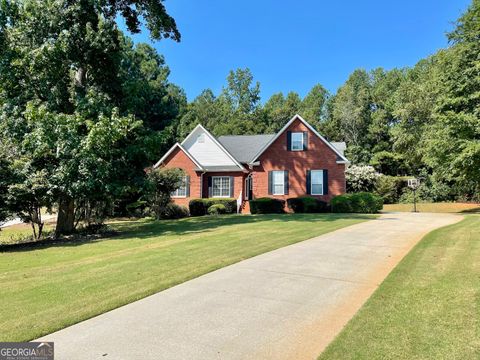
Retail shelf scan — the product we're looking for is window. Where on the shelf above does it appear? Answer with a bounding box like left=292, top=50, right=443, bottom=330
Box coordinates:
left=291, top=132, right=304, bottom=151
left=272, top=171, right=285, bottom=195
left=311, top=170, right=324, bottom=195
left=212, top=176, right=231, bottom=197
left=197, top=134, right=205, bottom=143
left=172, top=176, right=187, bottom=198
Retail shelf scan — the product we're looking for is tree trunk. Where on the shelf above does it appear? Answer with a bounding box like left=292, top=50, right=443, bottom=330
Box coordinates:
left=56, top=196, right=75, bottom=236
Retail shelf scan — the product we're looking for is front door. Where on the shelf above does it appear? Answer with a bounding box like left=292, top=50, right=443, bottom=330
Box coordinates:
left=245, top=176, right=253, bottom=200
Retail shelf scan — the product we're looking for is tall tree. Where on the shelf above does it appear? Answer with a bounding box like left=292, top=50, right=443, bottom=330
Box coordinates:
left=424, top=0, right=480, bottom=197
left=331, top=69, right=372, bottom=163
left=222, top=68, right=261, bottom=114
left=0, top=0, right=180, bottom=235
left=300, top=84, right=329, bottom=129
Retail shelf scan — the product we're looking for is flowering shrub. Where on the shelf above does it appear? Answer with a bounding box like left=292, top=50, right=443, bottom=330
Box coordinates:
left=345, top=165, right=381, bottom=193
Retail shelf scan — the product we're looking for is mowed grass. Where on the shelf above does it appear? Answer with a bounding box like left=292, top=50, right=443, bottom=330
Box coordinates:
left=0, top=223, right=55, bottom=245
left=319, top=215, right=480, bottom=360
left=0, top=213, right=373, bottom=341
left=383, top=202, right=480, bottom=213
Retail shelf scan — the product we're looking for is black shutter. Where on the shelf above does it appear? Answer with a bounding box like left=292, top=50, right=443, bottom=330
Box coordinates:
left=268, top=171, right=273, bottom=195
left=323, top=170, right=329, bottom=195
left=287, top=131, right=292, bottom=151
left=284, top=171, right=289, bottom=195
left=303, top=131, right=308, bottom=150
left=230, top=176, right=234, bottom=198
left=185, top=175, right=190, bottom=197
left=306, top=170, right=311, bottom=195
left=208, top=176, right=212, bottom=197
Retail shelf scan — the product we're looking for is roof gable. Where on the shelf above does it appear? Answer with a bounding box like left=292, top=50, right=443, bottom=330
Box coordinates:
left=181, top=125, right=245, bottom=170
left=153, top=143, right=203, bottom=169
left=250, top=114, right=349, bottom=164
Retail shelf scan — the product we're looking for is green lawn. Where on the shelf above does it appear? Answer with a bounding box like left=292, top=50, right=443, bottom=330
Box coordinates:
left=383, top=202, right=480, bottom=213
left=0, top=213, right=373, bottom=341
left=0, top=223, right=55, bottom=245
left=319, top=215, right=480, bottom=360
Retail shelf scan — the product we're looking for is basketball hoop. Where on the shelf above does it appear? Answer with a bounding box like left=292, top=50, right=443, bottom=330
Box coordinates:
left=408, top=178, right=420, bottom=189
left=407, top=178, right=420, bottom=212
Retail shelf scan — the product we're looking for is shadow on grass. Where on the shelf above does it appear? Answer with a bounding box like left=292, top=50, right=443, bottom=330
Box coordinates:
left=459, top=207, right=480, bottom=214
left=0, top=213, right=374, bottom=253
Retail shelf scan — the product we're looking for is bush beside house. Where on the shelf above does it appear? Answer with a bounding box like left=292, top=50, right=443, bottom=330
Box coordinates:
left=287, top=197, right=329, bottom=213
left=331, top=193, right=383, bottom=213
left=208, top=204, right=227, bottom=215
left=189, top=198, right=237, bottom=216
left=249, top=198, right=285, bottom=214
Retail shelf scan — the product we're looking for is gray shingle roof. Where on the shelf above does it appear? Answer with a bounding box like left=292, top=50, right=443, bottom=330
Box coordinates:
left=218, top=134, right=275, bottom=163
left=219, top=134, right=347, bottom=163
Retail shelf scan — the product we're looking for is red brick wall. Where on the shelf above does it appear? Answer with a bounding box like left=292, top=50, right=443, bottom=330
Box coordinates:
left=161, top=148, right=247, bottom=210
left=161, top=147, right=201, bottom=207
left=253, top=118, right=346, bottom=203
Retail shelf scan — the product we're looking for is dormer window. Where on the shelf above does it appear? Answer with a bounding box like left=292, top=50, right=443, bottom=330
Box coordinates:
left=288, top=131, right=308, bottom=151
left=291, top=132, right=303, bottom=150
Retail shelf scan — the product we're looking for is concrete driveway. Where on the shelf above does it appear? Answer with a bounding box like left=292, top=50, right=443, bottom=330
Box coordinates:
left=38, top=212, right=461, bottom=360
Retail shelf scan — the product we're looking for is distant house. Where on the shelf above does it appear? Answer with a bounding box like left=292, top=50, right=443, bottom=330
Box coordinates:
left=154, top=114, right=348, bottom=213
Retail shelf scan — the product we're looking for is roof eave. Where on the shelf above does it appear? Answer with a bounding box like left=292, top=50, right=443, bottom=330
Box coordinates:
left=153, top=143, right=204, bottom=170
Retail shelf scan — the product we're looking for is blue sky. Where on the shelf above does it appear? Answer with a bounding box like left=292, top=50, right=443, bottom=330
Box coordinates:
left=122, top=0, right=471, bottom=101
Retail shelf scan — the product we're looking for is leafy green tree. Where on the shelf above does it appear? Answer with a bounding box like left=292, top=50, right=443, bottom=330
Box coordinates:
left=6, top=168, right=52, bottom=240
left=368, top=68, right=404, bottom=153
left=263, top=91, right=302, bottom=132
left=332, top=69, right=372, bottom=149
left=370, top=151, right=410, bottom=176
left=0, top=158, right=15, bottom=227
left=222, top=68, right=261, bottom=114
left=119, top=38, right=187, bottom=132
left=177, top=68, right=265, bottom=137
left=300, top=84, right=329, bottom=129
left=145, top=167, right=184, bottom=219
left=0, top=0, right=180, bottom=236
left=391, top=57, right=440, bottom=172
left=424, top=0, right=480, bottom=198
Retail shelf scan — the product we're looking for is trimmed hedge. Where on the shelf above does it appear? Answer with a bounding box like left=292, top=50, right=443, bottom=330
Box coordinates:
left=331, top=192, right=383, bottom=213
left=159, top=203, right=189, bottom=219
left=208, top=204, right=226, bottom=215
left=189, top=198, right=237, bottom=216
left=249, top=197, right=285, bottom=214
left=287, top=197, right=329, bottom=213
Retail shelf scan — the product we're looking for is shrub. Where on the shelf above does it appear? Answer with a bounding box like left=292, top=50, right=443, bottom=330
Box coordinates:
left=189, top=199, right=207, bottom=216
left=287, top=197, right=329, bottom=213
left=375, top=176, right=408, bottom=204
left=146, top=167, right=185, bottom=219
left=345, top=165, right=381, bottom=193
left=208, top=204, right=226, bottom=215
left=159, top=203, right=189, bottom=219
left=331, top=192, right=383, bottom=213
left=250, top=197, right=285, bottom=214
left=189, top=198, right=237, bottom=216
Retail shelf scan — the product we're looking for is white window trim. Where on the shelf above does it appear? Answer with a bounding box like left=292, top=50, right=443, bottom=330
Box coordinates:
left=311, top=170, right=324, bottom=195
left=172, top=176, right=187, bottom=198
left=272, top=171, right=285, bottom=195
left=291, top=132, right=304, bottom=151
left=212, top=176, right=231, bottom=198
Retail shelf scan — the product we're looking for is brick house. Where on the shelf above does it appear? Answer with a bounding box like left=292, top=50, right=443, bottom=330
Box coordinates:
left=154, top=114, right=349, bottom=213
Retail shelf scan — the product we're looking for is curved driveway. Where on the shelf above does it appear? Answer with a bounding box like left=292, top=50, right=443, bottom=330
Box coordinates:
left=38, top=212, right=461, bottom=359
